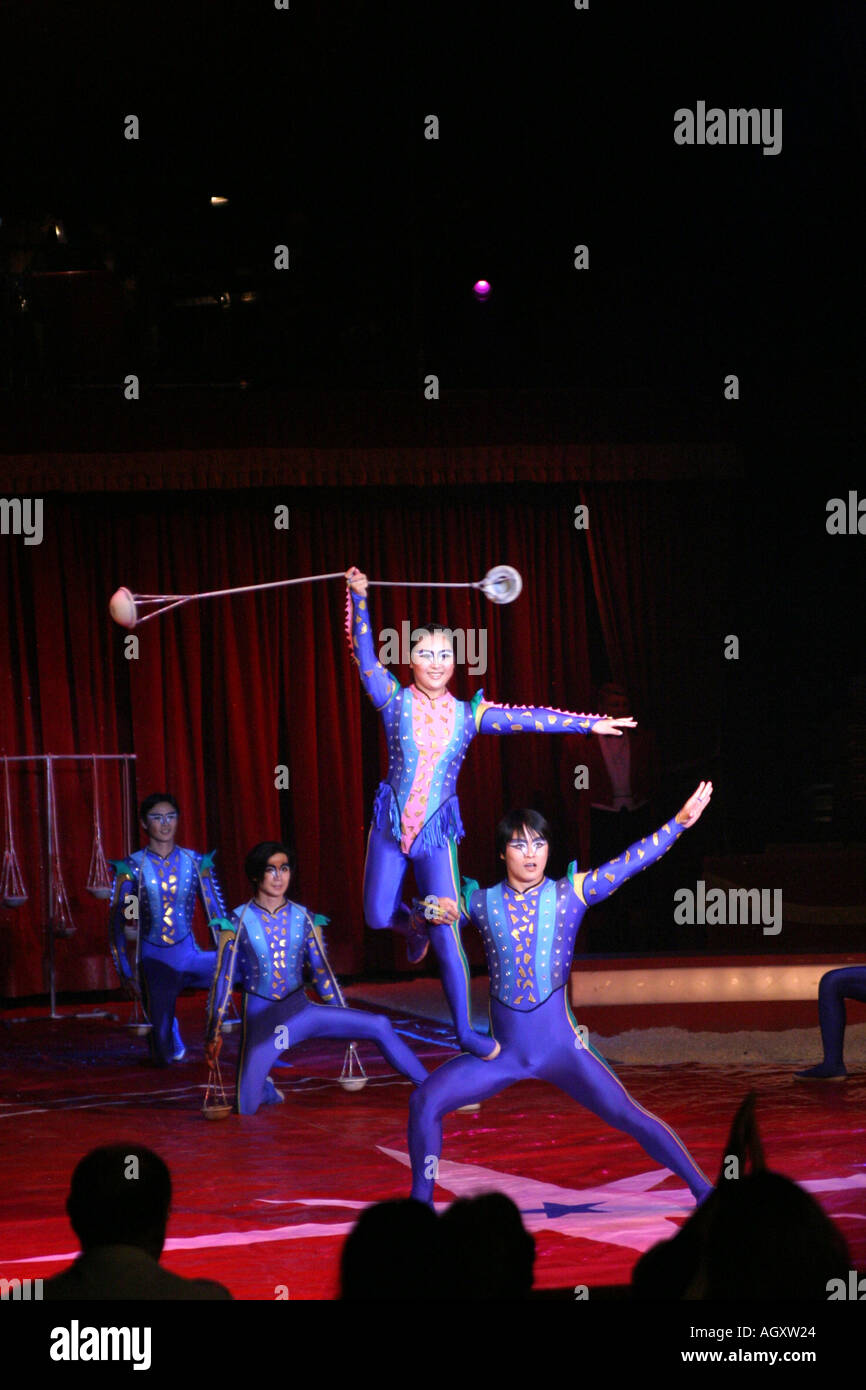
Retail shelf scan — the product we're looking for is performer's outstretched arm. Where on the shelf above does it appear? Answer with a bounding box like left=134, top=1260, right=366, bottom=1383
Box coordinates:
left=474, top=695, right=633, bottom=738
left=108, top=860, right=139, bottom=991
left=574, top=781, right=713, bottom=908
left=345, top=569, right=400, bottom=711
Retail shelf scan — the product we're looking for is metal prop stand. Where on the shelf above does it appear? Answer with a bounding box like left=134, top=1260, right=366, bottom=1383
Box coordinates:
left=1, top=753, right=136, bottom=1022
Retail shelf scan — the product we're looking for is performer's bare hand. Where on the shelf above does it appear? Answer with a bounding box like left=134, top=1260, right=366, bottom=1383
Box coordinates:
left=593, top=715, right=638, bottom=736
left=428, top=896, right=461, bottom=925
left=675, top=780, right=713, bottom=828
left=345, top=566, right=368, bottom=597
left=206, top=1036, right=222, bottom=1067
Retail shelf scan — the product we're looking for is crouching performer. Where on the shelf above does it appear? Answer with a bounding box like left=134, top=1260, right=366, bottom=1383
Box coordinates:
left=409, top=784, right=715, bottom=1205
left=109, top=793, right=227, bottom=1066
left=206, top=841, right=428, bottom=1114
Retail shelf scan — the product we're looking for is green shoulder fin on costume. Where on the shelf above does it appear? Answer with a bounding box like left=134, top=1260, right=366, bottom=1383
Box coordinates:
left=109, top=858, right=134, bottom=880
left=199, top=850, right=217, bottom=872
left=469, top=689, right=487, bottom=715
left=460, top=876, right=480, bottom=914
left=210, top=916, right=235, bottom=935
left=312, top=913, right=330, bottom=929
left=567, top=859, right=579, bottom=880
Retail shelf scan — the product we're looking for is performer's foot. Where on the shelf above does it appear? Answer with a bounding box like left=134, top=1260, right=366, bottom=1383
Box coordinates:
left=456, top=1102, right=482, bottom=1113
left=262, top=1077, right=286, bottom=1105
left=794, top=1062, right=847, bottom=1080
left=406, top=919, right=429, bottom=965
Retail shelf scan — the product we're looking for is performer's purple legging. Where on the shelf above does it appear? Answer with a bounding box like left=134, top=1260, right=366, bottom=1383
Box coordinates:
left=800, top=966, right=866, bottom=1075
left=364, top=824, right=493, bottom=1060
left=236, top=987, right=428, bottom=1114
left=409, top=987, right=711, bottom=1204
left=140, top=935, right=216, bottom=1066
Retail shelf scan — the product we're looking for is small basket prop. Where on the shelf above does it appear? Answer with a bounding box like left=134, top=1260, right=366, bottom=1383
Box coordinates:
left=339, top=1042, right=368, bottom=1092
left=203, top=1057, right=233, bottom=1120
left=123, top=992, right=152, bottom=1035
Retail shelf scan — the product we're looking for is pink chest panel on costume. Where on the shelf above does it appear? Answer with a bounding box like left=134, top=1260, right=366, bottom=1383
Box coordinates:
left=400, top=690, right=457, bottom=851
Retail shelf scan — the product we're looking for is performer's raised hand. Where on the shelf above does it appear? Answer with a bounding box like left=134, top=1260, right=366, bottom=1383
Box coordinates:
left=592, top=715, right=638, bottom=736
left=675, top=780, right=713, bottom=828
left=345, top=566, right=368, bottom=596
left=205, top=1035, right=222, bottom=1067
left=425, top=896, right=460, bottom=926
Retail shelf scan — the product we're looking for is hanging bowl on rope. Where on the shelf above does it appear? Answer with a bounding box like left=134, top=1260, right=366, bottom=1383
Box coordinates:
left=202, top=1058, right=233, bottom=1120
left=86, top=757, right=114, bottom=899
left=338, top=1042, right=368, bottom=1092
left=1, top=760, right=28, bottom=907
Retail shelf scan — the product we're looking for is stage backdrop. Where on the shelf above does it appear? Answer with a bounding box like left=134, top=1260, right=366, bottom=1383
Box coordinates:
left=0, top=476, right=732, bottom=997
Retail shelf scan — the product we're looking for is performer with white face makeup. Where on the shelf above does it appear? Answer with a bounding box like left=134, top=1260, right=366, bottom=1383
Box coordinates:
left=345, top=566, right=636, bottom=1061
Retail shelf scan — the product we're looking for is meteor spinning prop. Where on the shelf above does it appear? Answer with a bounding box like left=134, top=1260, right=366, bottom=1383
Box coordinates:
left=109, top=565, right=523, bottom=630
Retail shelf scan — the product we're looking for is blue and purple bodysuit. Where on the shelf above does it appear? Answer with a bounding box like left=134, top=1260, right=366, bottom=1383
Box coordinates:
left=408, top=814, right=712, bottom=1204
left=207, top=897, right=427, bottom=1114
left=109, top=846, right=227, bottom=1065
left=348, top=586, right=601, bottom=1059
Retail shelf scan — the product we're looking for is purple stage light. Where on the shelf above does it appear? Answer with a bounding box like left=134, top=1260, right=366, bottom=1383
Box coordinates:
left=473, top=279, right=491, bottom=300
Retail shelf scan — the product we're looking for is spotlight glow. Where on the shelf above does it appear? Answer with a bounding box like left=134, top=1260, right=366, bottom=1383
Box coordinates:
left=473, top=279, right=491, bottom=300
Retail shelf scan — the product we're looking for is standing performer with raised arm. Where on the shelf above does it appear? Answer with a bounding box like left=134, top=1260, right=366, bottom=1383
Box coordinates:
left=408, top=783, right=714, bottom=1205
left=345, top=565, right=636, bottom=1061
left=109, top=793, right=227, bottom=1066
left=206, top=841, right=428, bottom=1114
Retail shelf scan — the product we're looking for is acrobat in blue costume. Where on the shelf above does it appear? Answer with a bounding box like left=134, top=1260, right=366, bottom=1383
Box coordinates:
left=207, top=851, right=428, bottom=1114
left=109, top=845, right=226, bottom=1065
left=408, top=789, right=714, bottom=1205
left=346, top=573, right=626, bottom=1061
left=795, top=966, right=866, bottom=1080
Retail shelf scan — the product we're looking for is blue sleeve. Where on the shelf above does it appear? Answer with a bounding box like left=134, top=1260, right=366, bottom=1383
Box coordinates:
left=196, top=851, right=232, bottom=938
left=347, top=588, right=400, bottom=712
left=108, top=859, right=137, bottom=982
left=304, top=914, right=339, bottom=1004
left=206, top=912, right=242, bottom=1041
left=474, top=691, right=599, bottom=736
left=573, top=818, right=686, bottom=907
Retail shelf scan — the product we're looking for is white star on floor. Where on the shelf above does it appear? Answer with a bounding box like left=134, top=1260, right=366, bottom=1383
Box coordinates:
left=379, top=1148, right=866, bottom=1254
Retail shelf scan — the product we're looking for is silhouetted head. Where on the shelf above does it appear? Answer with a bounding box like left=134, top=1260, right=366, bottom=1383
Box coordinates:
left=340, top=1200, right=441, bottom=1300
left=440, top=1192, right=535, bottom=1298
left=697, top=1170, right=850, bottom=1299
left=66, top=1145, right=172, bottom=1259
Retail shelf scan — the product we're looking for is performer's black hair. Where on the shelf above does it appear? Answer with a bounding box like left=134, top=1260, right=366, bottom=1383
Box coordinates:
left=495, top=808, right=552, bottom=858
left=410, top=622, right=452, bottom=647
left=139, top=791, right=180, bottom=822
left=244, top=840, right=297, bottom=886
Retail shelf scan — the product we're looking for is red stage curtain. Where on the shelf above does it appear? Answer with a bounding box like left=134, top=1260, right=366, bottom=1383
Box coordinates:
left=0, top=476, right=726, bottom=997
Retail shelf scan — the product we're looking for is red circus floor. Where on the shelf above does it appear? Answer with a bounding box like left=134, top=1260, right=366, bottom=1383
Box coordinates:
left=1, top=992, right=865, bottom=1300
